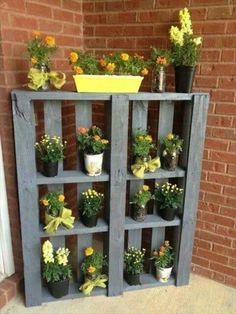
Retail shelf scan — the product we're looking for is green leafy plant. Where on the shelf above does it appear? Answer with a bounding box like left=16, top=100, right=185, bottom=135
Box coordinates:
left=124, top=247, right=146, bottom=275
left=77, top=126, right=109, bottom=155
left=131, top=185, right=152, bottom=207
left=132, top=129, right=155, bottom=159
left=69, top=51, right=149, bottom=76
left=35, top=134, right=67, bottom=163
left=42, top=240, right=72, bottom=283
left=26, top=31, right=57, bottom=67
left=150, top=47, right=172, bottom=71
left=154, top=182, right=183, bottom=209
left=150, top=240, right=175, bottom=268
left=41, top=191, right=66, bottom=217
left=169, top=8, right=202, bottom=66
left=81, top=247, right=107, bottom=277
left=80, top=188, right=104, bottom=218
left=160, top=133, right=184, bottom=156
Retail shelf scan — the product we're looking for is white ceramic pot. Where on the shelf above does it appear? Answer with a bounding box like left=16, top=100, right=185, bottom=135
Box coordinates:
left=84, top=153, right=103, bottom=176
left=156, top=266, right=173, bottom=282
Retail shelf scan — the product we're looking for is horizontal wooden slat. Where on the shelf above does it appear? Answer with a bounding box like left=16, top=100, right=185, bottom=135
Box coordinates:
left=127, top=167, right=185, bottom=181
left=36, top=170, right=109, bottom=185
left=123, top=274, right=175, bottom=291
left=125, top=215, right=181, bottom=230
left=39, top=218, right=108, bottom=237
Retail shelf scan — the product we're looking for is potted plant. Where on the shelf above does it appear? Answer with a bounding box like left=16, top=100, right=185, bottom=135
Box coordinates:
left=77, top=126, right=109, bottom=176
left=35, top=134, right=67, bottom=177
left=130, top=185, right=152, bottom=222
left=80, top=247, right=108, bottom=295
left=41, top=191, right=75, bottom=233
left=124, top=247, right=146, bottom=286
left=80, top=188, right=104, bottom=227
left=131, top=129, right=160, bottom=179
left=26, top=31, right=66, bottom=90
left=150, top=240, right=175, bottom=282
left=150, top=47, right=172, bottom=92
left=68, top=50, right=149, bottom=93
left=42, top=240, right=72, bottom=298
left=169, top=7, right=202, bottom=93
left=154, top=182, right=184, bottom=221
left=160, top=133, right=184, bottom=171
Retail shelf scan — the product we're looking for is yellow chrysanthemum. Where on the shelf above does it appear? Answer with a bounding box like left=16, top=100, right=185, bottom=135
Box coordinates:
left=169, top=26, right=184, bottom=46
left=106, top=62, right=116, bottom=73
left=45, top=36, right=56, bottom=47
left=42, top=240, right=54, bottom=264
left=85, top=247, right=94, bottom=257
left=42, top=199, right=49, bottom=206
left=141, top=68, right=148, bottom=76
left=99, top=59, right=107, bottom=67
left=143, top=185, right=149, bottom=192
left=58, top=194, right=65, bottom=202
left=145, top=135, right=152, bottom=143
left=87, top=266, right=96, bottom=273
left=31, top=57, right=38, bottom=64
left=70, top=52, right=79, bottom=63
left=166, top=133, right=174, bottom=141
left=74, top=66, right=84, bottom=74
left=179, top=7, right=192, bottom=35
left=121, top=53, right=129, bottom=61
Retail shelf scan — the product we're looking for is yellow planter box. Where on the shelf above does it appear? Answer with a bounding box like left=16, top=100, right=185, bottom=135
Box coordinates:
left=73, top=75, right=143, bottom=93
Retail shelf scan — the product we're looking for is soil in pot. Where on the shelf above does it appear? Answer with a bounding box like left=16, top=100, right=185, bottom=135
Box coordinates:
left=48, top=279, right=69, bottom=298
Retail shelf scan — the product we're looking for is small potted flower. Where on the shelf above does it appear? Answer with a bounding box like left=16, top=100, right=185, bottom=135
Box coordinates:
left=169, top=8, right=202, bottom=92
left=41, top=191, right=75, bottom=233
left=130, top=185, right=152, bottom=222
left=42, top=240, right=72, bottom=298
left=80, top=188, right=104, bottom=227
left=77, top=126, right=109, bottom=176
left=160, top=133, right=184, bottom=171
left=150, top=240, right=175, bottom=282
left=80, top=247, right=108, bottom=295
left=150, top=47, right=172, bottom=92
left=154, top=182, right=184, bottom=221
left=124, top=247, right=146, bottom=286
left=131, top=129, right=160, bottom=179
left=35, top=134, right=67, bottom=177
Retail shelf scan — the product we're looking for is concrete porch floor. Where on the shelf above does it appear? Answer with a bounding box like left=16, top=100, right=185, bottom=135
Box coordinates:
left=1, top=273, right=235, bottom=314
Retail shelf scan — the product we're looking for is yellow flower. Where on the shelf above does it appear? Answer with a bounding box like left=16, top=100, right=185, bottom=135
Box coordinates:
left=31, top=57, right=38, bottom=64
left=143, top=185, right=149, bottom=192
left=169, top=26, right=184, bottom=46
left=70, top=52, right=79, bottom=63
left=32, top=31, right=41, bottom=38
left=138, top=135, right=144, bottom=141
left=101, top=139, right=109, bottom=144
left=179, top=7, right=192, bottom=35
left=58, top=194, right=65, bottom=202
left=93, top=135, right=100, bottom=141
left=193, top=37, right=202, bottom=46
left=87, top=266, right=96, bottom=273
left=159, top=251, right=164, bottom=257
left=74, top=66, right=84, bottom=74
left=141, top=68, right=148, bottom=76
left=121, top=53, right=129, bottom=61
left=145, top=135, right=152, bottom=143
left=106, top=62, right=116, bottom=73
left=45, top=36, right=56, bottom=47
left=42, top=199, right=49, bottom=206
left=99, top=59, right=107, bottom=67
left=42, top=240, right=54, bottom=264
left=85, top=247, right=94, bottom=256
left=164, top=240, right=170, bottom=247
left=166, top=133, right=174, bottom=140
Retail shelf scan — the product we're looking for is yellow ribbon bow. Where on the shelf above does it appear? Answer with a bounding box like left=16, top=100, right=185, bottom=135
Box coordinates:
left=27, top=67, right=66, bottom=90
left=44, top=207, right=75, bottom=234
left=131, top=156, right=161, bottom=179
left=79, top=274, right=108, bottom=296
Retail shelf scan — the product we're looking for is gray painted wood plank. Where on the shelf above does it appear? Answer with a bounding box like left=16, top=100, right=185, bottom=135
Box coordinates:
left=128, top=230, right=142, bottom=249
left=12, top=96, right=41, bottom=307
left=77, top=234, right=92, bottom=284
left=176, top=94, right=209, bottom=286
left=151, top=227, right=166, bottom=251
left=108, top=95, right=129, bottom=296
left=124, top=274, right=175, bottom=291
left=127, top=167, right=185, bottom=180
left=125, top=215, right=181, bottom=230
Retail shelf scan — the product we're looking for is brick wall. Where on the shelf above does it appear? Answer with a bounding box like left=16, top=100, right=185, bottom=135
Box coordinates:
left=83, top=0, right=236, bottom=287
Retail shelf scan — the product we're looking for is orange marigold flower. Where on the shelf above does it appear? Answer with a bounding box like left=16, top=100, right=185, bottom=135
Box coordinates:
left=87, top=266, right=96, bottom=273
left=32, top=31, right=41, bottom=38
left=31, top=57, right=38, bottom=64
left=141, top=68, right=149, bottom=76
left=106, top=62, right=116, bottom=73
left=58, top=194, right=65, bottom=202
left=160, top=246, right=165, bottom=252
left=93, top=135, right=100, bottom=141
left=156, top=56, right=167, bottom=65
left=99, top=59, right=107, bottom=67
left=45, top=36, right=56, bottom=47
left=70, top=52, right=79, bottom=63
left=121, top=53, right=129, bottom=61
left=74, top=66, right=84, bottom=74
left=159, top=251, right=164, bottom=257
left=78, top=127, right=88, bottom=134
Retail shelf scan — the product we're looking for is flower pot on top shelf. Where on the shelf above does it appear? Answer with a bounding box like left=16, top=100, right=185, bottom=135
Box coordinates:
left=69, top=51, right=148, bottom=93
left=130, top=185, right=152, bottom=222
left=169, top=8, right=202, bottom=93
left=34, top=134, right=67, bottom=177
left=124, top=247, right=145, bottom=286
left=154, top=182, right=184, bottom=221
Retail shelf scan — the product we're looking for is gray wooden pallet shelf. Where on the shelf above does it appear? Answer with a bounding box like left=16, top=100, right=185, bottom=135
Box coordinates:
left=11, top=90, right=209, bottom=307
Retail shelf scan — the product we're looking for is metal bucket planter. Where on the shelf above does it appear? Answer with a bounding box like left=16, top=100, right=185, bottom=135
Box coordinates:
left=132, top=204, right=147, bottom=222
left=161, top=153, right=179, bottom=171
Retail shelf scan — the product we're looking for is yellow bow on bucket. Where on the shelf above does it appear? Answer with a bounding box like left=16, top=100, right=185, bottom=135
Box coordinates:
left=44, top=208, right=75, bottom=234
left=79, top=274, right=108, bottom=296
left=131, top=156, right=161, bottom=179
left=28, top=67, right=66, bottom=90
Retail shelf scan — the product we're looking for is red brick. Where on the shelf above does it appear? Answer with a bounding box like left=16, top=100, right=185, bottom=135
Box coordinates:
left=201, top=64, right=236, bottom=76
left=218, top=77, right=236, bottom=89
left=215, top=225, right=236, bottom=238
left=225, top=276, right=236, bottom=287
left=83, top=2, right=94, bottom=12
left=220, top=206, right=236, bottom=219
left=224, top=186, right=236, bottom=196
left=215, top=103, right=236, bottom=116
left=26, top=2, right=52, bottom=18
left=194, top=238, right=212, bottom=250
left=197, top=230, right=232, bottom=246
left=62, top=0, right=82, bottom=11
left=197, top=248, right=228, bottom=264
left=53, top=8, right=73, bottom=21
left=211, top=90, right=235, bottom=102
left=0, top=0, right=25, bottom=11
left=200, top=50, right=221, bottom=62
left=1, top=28, right=28, bottom=42
left=202, top=211, right=235, bottom=228
left=195, top=77, right=218, bottom=88
left=198, top=201, right=220, bottom=213
left=38, top=20, right=63, bottom=33
left=228, top=164, right=236, bottom=175
left=211, top=127, right=235, bottom=140
left=105, top=1, right=124, bottom=11
left=107, top=38, right=136, bottom=49
left=202, top=22, right=226, bottom=34
left=138, top=11, right=172, bottom=23
left=226, top=22, right=236, bottom=34
left=207, top=6, right=233, bottom=19
left=192, top=255, right=210, bottom=267
left=221, top=50, right=235, bottom=62
left=213, top=244, right=236, bottom=258
left=212, top=271, right=225, bottom=283
left=209, top=172, right=236, bottom=186
left=192, top=265, right=213, bottom=278
left=84, top=38, right=107, bottom=49
left=0, top=289, right=7, bottom=309
left=205, top=138, right=229, bottom=151
left=200, top=181, right=222, bottom=194
left=10, top=15, right=38, bottom=30
left=210, top=262, right=236, bottom=277
left=84, top=14, right=107, bottom=24
left=204, top=36, right=236, bottom=49
left=210, top=151, right=236, bottom=164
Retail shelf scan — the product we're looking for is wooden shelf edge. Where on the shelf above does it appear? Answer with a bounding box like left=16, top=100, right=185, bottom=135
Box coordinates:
left=127, top=167, right=185, bottom=181
left=125, top=215, right=181, bottom=230
left=123, top=274, right=175, bottom=291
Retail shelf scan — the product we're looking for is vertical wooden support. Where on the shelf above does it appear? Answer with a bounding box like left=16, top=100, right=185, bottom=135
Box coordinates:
left=44, top=101, right=65, bottom=248
left=12, top=94, right=41, bottom=307
left=75, top=101, right=93, bottom=282
left=108, top=95, right=129, bottom=296
left=128, top=101, right=148, bottom=249
left=176, top=94, right=209, bottom=286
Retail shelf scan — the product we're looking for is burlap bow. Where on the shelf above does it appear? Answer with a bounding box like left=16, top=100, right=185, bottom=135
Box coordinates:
left=79, top=274, right=108, bottom=296
left=28, top=68, right=66, bottom=90
left=44, top=208, right=75, bottom=234
left=131, top=156, right=161, bottom=179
